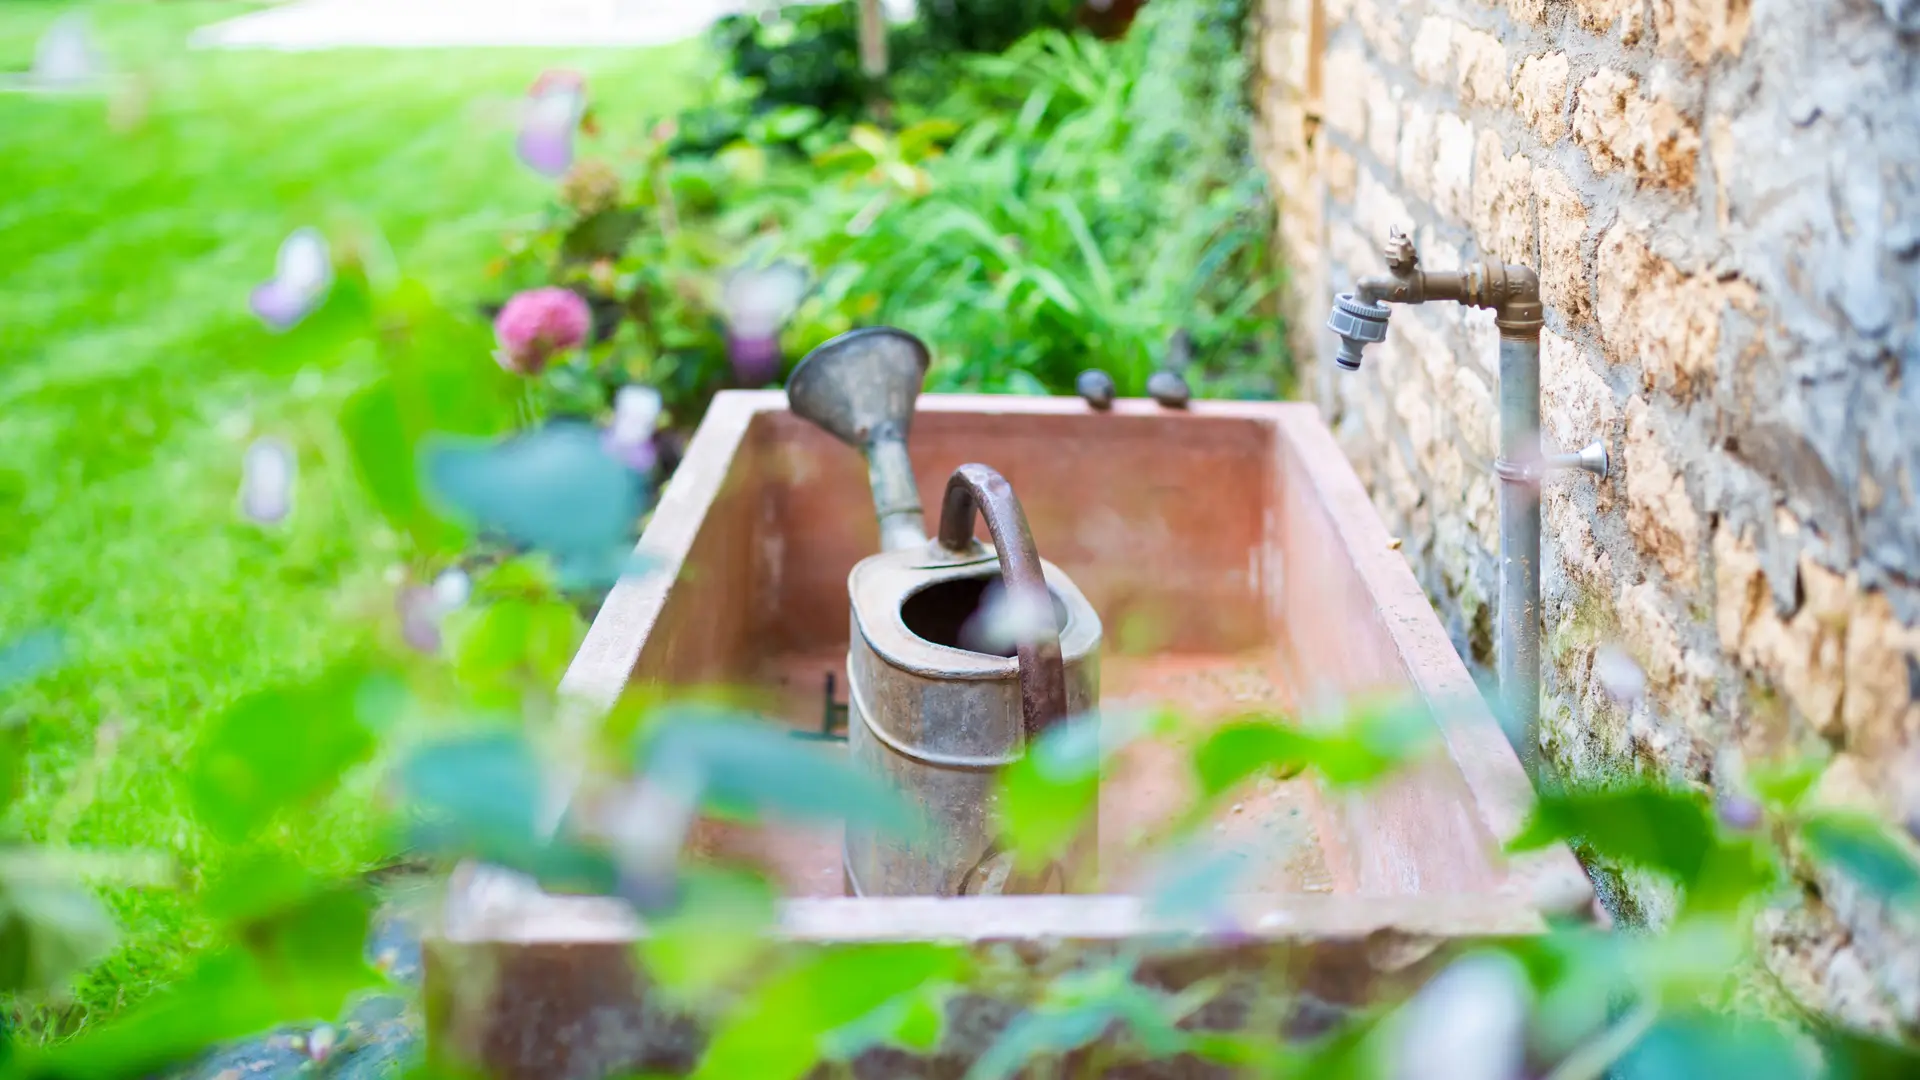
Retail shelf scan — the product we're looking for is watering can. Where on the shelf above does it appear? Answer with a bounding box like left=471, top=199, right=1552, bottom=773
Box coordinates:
left=786, top=327, right=1103, bottom=897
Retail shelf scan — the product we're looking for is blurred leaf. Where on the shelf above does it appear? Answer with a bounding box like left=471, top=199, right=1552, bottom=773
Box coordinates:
left=1800, top=812, right=1920, bottom=909
left=400, top=731, right=616, bottom=894
left=188, top=662, right=398, bottom=843
left=1817, top=1025, right=1920, bottom=1080
left=1750, top=757, right=1826, bottom=812
left=636, top=866, right=777, bottom=999
left=968, top=1003, right=1116, bottom=1080
left=236, top=884, right=382, bottom=1015
left=562, top=211, right=644, bottom=263
left=201, top=851, right=319, bottom=926
left=28, top=887, right=375, bottom=1078
left=1192, top=719, right=1310, bottom=797
left=1510, top=786, right=1716, bottom=883
left=1000, top=724, right=1101, bottom=872
left=1612, top=1010, right=1813, bottom=1080
left=1143, top=845, right=1248, bottom=921
left=447, top=595, right=586, bottom=704
left=422, top=423, right=642, bottom=590
left=694, top=944, right=970, bottom=1080
left=0, top=872, right=117, bottom=996
left=639, top=708, right=925, bottom=836
left=0, top=628, right=65, bottom=692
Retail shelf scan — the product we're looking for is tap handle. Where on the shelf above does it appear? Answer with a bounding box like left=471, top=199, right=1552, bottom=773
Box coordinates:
left=936, top=464, right=1068, bottom=741
left=1384, top=226, right=1419, bottom=275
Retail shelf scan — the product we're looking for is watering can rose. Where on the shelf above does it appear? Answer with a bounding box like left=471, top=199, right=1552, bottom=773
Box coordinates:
left=493, top=286, right=591, bottom=375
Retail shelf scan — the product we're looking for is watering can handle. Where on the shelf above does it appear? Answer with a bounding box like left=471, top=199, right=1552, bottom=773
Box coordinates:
left=936, top=464, right=1069, bottom=740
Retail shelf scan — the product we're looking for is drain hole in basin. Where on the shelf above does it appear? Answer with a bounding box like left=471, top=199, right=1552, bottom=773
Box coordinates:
left=900, top=573, right=1069, bottom=658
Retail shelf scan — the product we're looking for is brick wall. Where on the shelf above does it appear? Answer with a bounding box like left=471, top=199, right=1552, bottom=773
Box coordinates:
left=1253, top=0, right=1920, bottom=1033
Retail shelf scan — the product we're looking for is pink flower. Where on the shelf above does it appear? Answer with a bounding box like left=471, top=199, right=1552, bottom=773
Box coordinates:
left=493, top=287, right=591, bottom=375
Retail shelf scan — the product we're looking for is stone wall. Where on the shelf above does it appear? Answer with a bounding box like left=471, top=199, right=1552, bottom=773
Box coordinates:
left=1252, top=0, right=1920, bottom=1034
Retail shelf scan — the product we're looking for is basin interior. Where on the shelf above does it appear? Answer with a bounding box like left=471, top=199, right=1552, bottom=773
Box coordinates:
left=614, top=397, right=1558, bottom=907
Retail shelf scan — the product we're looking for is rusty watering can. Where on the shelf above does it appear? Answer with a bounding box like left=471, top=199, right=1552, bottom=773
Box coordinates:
left=786, top=327, right=1103, bottom=898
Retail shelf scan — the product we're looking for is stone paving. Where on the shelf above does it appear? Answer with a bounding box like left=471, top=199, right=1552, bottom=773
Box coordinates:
left=168, top=919, right=422, bottom=1080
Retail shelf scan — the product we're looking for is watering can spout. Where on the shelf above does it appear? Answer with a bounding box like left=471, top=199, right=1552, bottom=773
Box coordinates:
left=787, top=327, right=933, bottom=552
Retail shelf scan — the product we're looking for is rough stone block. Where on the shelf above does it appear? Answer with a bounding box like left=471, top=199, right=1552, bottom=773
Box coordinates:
left=1713, top=524, right=1850, bottom=737
left=1625, top=396, right=1703, bottom=587
left=1512, top=52, right=1571, bottom=143
left=1365, top=75, right=1402, bottom=167
left=1323, top=48, right=1371, bottom=140
left=1432, top=114, right=1475, bottom=224
left=1653, top=0, right=1754, bottom=66
left=1472, top=130, right=1535, bottom=266
left=1596, top=224, right=1750, bottom=399
left=1323, top=140, right=1360, bottom=202
left=1393, top=373, right=1440, bottom=462
left=1452, top=367, right=1497, bottom=460
left=1352, top=0, right=1407, bottom=65
left=1509, top=0, right=1549, bottom=25
left=1453, top=27, right=1510, bottom=107
left=1535, top=164, right=1592, bottom=325
left=1573, top=70, right=1702, bottom=190
left=1356, top=167, right=1416, bottom=249
left=1397, top=102, right=1438, bottom=205
left=1842, top=589, right=1920, bottom=754
left=1541, top=328, right=1617, bottom=456
left=1411, top=16, right=1454, bottom=85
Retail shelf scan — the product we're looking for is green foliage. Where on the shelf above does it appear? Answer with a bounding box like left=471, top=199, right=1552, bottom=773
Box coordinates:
left=187, top=660, right=399, bottom=844
left=1799, top=812, right=1920, bottom=909
left=639, top=707, right=928, bottom=837
left=692, top=944, right=970, bottom=1080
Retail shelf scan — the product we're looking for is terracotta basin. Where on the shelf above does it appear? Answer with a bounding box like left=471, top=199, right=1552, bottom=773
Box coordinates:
left=424, top=392, right=1594, bottom=1079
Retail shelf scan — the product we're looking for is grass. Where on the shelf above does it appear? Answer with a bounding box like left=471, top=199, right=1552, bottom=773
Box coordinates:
left=0, top=0, right=706, bottom=1037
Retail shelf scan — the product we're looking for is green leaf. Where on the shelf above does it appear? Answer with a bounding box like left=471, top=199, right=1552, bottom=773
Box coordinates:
left=562, top=211, right=644, bottom=263
left=636, top=866, right=777, bottom=1000
left=967, top=1003, right=1116, bottom=1080
left=1509, top=786, right=1716, bottom=883
left=29, top=887, right=377, bottom=1078
left=422, top=424, right=643, bottom=590
left=399, top=732, right=616, bottom=893
left=0, top=872, right=118, bottom=996
left=1817, top=1025, right=1920, bottom=1080
left=693, top=944, right=970, bottom=1080
left=639, top=708, right=926, bottom=836
left=1800, top=812, right=1920, bottom=909
left=1612, top=1010, right=1813, bottom=1080
left=0, top=628, right=64, bottom=692
left=1749, top=757, right=1826, bottom=812
left=201, top=851, right=320, bottom=926
left=1191, top=719, right=1311, bottom=797
left=188, top=662, right=397, bottom=843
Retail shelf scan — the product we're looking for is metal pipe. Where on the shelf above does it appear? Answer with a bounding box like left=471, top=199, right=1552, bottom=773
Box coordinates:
left=1499, top=335, right=1543, bottom=772
left=1324, top=227, right=1605, bottom=772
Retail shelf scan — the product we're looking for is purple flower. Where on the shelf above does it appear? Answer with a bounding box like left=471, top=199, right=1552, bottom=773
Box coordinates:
left=726, top=333, right=783, bottom=387
left=239, top=437, right=296, bottom=525
left=720, top=261, right=809, bottom=385
left=249, top=228, right=331, bottom=331
left=516, top=70, right=586, bottom=178
left=493, top=286, right=591, bottom=375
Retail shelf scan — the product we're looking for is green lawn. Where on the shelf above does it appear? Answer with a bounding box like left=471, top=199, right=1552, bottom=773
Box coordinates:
left=0, top=0, right=705, bottom=1037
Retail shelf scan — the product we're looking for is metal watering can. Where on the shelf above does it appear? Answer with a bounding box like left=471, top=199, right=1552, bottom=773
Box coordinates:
left=786, top=327, right=1103, bottom=898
